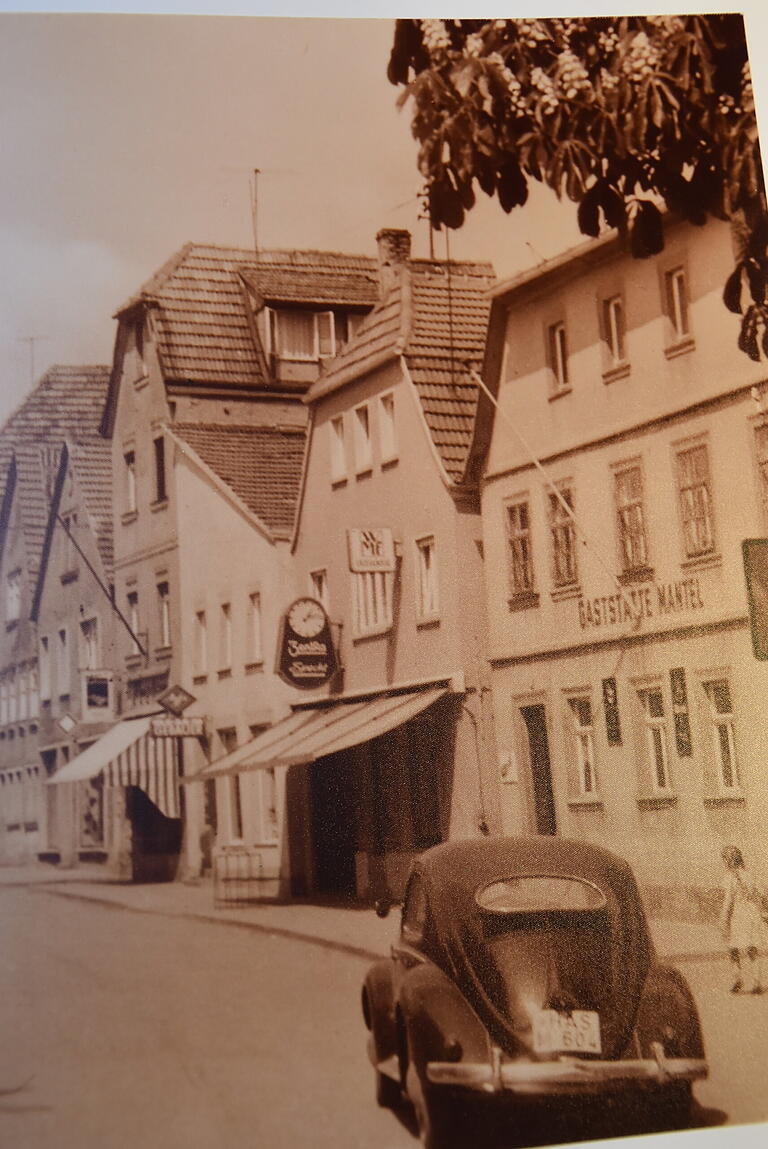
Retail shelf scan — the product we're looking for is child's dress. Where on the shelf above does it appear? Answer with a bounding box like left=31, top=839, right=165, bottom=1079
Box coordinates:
left=720, top=868, right=766, bottom=950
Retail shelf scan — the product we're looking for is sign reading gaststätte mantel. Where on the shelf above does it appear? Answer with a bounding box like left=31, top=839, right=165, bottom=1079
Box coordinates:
left=577, top=576, right=705, bottom=631
left=347, top=528, right=396, bottom=572
left=276, top=598, right=338, bottom=689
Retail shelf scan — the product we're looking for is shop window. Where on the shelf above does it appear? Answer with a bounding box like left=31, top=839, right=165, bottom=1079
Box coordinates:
left=568, top=697, right=597, bottom=796
left=353, top=404, right=372, bottom=474
left=415, top=536, right=439, bottom=621
left=676, top=443, right=715, bottom=559
left=639, top=687, right=673, bottom=793
left=703, top=679, right=740, bottom=792
left=378, top=392, right=398, bottom=464
left=329, top=416, right=347, bottom=484
left=549, top=487, right=578, bottom=587
left=351, top=570, right=393, bottom=638
left=615, top=464, right=650, bottom=577
left=547, top=321, right=569, bottom=394
left=505, top=499, right=536, bottom=604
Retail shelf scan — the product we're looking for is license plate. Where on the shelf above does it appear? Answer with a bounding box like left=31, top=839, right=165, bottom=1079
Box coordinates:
left=532, top=1009, right=601, bottom=1055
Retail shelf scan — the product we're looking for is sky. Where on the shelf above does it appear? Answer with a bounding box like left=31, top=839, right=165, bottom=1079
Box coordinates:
left=1, top=5, right=768, bottom=429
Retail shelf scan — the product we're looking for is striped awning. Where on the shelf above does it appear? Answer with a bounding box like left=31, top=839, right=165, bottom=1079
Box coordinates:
left=191, top=687, right=450, bottom=781
left=47, top=716, right=180, bottom=819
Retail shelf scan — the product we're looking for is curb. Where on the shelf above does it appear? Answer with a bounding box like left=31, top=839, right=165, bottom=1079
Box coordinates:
left=32, top=884, right=384, bottom=964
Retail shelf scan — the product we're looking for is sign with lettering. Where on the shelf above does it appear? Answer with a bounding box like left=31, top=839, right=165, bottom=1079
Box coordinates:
left=577, top=577, right=705, bottom=632
left=276, top=598, right=338, bottom=689
left=347, top=528, right=396, bottom=573
left=150, top=716, right=206, bottom=738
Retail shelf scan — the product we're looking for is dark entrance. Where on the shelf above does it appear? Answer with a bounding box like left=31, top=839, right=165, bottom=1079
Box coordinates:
left=520, top=705, right=557, bottom=836
left=127, top=787, right=183, bottom=882
left=309, top=753, right=357, bottom=897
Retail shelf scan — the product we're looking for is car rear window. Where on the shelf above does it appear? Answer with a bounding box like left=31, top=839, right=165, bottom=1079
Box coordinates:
left=475, top=875, right=607, bottom=914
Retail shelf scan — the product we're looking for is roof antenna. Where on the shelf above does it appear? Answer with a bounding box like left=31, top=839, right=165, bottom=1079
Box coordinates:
left=251, top=168, right=260, bottom=255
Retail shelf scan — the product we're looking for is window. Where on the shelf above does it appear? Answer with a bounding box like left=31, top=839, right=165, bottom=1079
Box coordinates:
left=353, top=404, right=372, bottom=474
left=57, top=629, right=69, bottom=696
left=127, top=591, right=141, bottom=656
left=704, top=680, right=740, bottom=791
left=80, top=618, right=100, bottom=670
left=247, top=593, right=263, bottom=665
left=415, top=536, right=439, bottom=620
left=219, top=602, right=232, bottom=671
left=268, top=308, right=335, bottom=361
left=153, top=436, right=167, bottom=503
left=352, top=571, right=393, bottom=637
left=18, top=670, right=28, bottom=721
left=0, top=680, right=7, bottom=725
left=29, top=667, right=39, bottom=717
left=157, top=582, right=171, bottom=648
left=124, top=451, right=137, bottom=513
left=549, top=487, right=578, bottom=587
left=755, top=424, right=768, bottom=525
left=615, top=465, right=649, bottom=574
left=603, top=295, right=626, bottom=365
left=378, top=392, right=398, bottom=463
left=7, top=673, right=16, bottom=722
left=639, top=687, right=672, bottom=793
left=39, top=637, right=51, bottom=701
left=665, top=267, right=690, bottom=341
left=5, top=569, right=21, bottom=623
left=194, top=611, right=207, bottom=676
left=505, top=500, right=535, bottom=597
left=569, top=697, right=597, bottom=796
left=329, top=416, right=347, bottom=484
left=677, top=444, right=715, bottom=558
left=257, top=768, right=279, bottom=843
left=310, top=570, right=329, bottom=611
left=547, top=321, right=569, bottom=392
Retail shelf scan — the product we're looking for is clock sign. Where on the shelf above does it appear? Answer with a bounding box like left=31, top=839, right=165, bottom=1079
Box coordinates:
left=276, top=597, right=338, bottom=689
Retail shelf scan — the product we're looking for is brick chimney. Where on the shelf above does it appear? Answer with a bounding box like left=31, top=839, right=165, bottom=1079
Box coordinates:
left=376, top=228, right=411, bottom=298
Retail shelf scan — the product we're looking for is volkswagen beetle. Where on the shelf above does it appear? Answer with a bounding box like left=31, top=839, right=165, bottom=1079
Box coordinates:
left=362, top=837, right=707, bottom=1148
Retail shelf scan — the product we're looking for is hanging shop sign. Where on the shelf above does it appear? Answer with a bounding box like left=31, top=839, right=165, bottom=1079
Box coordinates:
left=158, top=684, right=196, bottom=716
left=347, top=528, right=396, bottom=573
left=276, top=597, right=338, bottom=689
left=576, top=576, right=705, bottom=632
left=150, top=715, right=206, bottom=738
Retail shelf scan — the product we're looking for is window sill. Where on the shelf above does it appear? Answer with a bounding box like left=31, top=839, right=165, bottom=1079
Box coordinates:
left=192, top=674, right=208, bottom=686
left=355, top=467, right=373, bottom=480
left=664, top=336, right=695, bottom=361
left=416, top=616, right=440, bottom=630
left=125, top=654, right=143, bottom=670
left=352, top=626, right=393, bottom=644
left=244, top=661, right=264, bottom=675
left=636, top=794, right=678, bottom=810
left=508, top=591, right=540, bottom=612
left=155, top=645, right=172, bottom=661
left=703, top=792, right=746, bottom=807
left=617, top=566, right=655, bottom=586
left=150, top=498, right=169, bottom=514
left=381, top=455, right=399, bottom=469
left=330, top=476, right=348, bottom=489
left=121, top=510, right=138, bottom=526
left=133, top=374, right=149, bottom=390
left=602, top=362, right=630, bottom=385
left=548, top=386, right=572, bottom=403
left=680, top=552, right=721, bottom=573
left=567, top=795, right=604, bottom=810
left=551, top=583, right=581, bottom=603
left=60, top=569, right=78, bottom=585
left=217, top=668, right=232, bottom=680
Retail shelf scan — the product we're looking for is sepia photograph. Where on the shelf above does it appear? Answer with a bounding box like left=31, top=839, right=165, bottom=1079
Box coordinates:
left=1, top=6, right=767, bottom=1149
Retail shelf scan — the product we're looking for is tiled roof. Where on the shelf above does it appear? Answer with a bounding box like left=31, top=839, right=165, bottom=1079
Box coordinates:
left=0, top=366, right=111, bottom=577
left=173, top=422, right=306, bottom=537
left=314, top=259, right=494, bottom=482
left=119, top=244, right=378, bottom=390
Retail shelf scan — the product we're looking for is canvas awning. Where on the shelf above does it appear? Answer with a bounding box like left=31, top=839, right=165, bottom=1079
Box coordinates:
left=190, top=687, right=450, bottom=781
left=47, top=715, right=180, bottom=819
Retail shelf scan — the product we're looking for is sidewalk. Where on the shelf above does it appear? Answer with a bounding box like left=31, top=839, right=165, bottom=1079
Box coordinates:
left=0, top=861, right=729, bottom=965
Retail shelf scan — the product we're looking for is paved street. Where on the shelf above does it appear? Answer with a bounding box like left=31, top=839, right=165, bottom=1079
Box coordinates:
left=0, top=877, right=766, bottom=1149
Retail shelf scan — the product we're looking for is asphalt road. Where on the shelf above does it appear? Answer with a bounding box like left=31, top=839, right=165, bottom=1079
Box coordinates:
left=0, top=885, right=765, bottom=1149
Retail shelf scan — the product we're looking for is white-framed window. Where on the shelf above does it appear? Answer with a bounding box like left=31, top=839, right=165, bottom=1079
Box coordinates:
left=329, top=416, right=347, bottom=484
left=219, top=602, right=232, bottom=671
left=29, top=667, right=39, bottom=717
left=124, top=450, right=137, bottom=513
left=7, top=673, right=17, bottom=722
left=703, top=679, right=740, bottom=791
left=639, top=687, right=672, bottom=793
left=547, top=321, right=569, bottom=392
left=415, top=536, right=439, bottom=621
left=247, top=593, right=263, bottom=665
left=0, top=679, right=8, bottom=725
left=127, top=591, right=141, bottom=656
left=39, top=637, right=51, bottom=701
left=18, top=669, right=28, bottom=720
left=676, top=443, right=715, bottom=559
left=157, top=581, right=171, bottom=648
left=194, top=610, right=208, bottom=676
left=603, top=294, right=626, bottom=365
left=505, top=499, right=534, bottom=596
left=378, top=392, right=398, bottom=464
left=57, top=629, right=69, bottom=696
left=615, top=464, right=649, bottom=573
left=80, top=618, right=100, bottom=670
left=310, top=570, right=329, bottom=611
left=549, top=487, right=578, bottom=587
left=568, top=696, right=597, bottom=796
left=353, top=404, right=372, bottom=474
left=257, top=768, right=279, bottom=843
left=665, top=266, right=690, bottom=341
left=267, top=308, right=335, bottom=361
left=5, top=569, right=21, bottom=623
left=351, top=571, right=393, bottom=637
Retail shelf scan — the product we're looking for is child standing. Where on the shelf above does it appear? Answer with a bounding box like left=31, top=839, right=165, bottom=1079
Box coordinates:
left=719, top=845, right=766, bottom=994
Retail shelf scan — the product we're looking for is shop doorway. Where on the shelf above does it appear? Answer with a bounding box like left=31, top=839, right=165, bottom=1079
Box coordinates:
left=309, top=754, right=357, bottom=897
left=520, top=705, right=557, bottom=836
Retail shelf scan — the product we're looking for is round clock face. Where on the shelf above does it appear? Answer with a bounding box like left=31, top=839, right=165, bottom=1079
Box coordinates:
left=288, top=598, right=326, bottom=638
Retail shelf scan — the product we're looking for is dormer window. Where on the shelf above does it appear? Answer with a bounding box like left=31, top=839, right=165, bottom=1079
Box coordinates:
left=266, top=308, right=336, bottom=362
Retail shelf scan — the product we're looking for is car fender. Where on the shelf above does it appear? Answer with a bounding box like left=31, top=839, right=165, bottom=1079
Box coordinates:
left=633, top=963, right=705, bottom=1060
left=398, top=961, right=489, bottom=1077
left=362, top=960, right=397, bottom=1065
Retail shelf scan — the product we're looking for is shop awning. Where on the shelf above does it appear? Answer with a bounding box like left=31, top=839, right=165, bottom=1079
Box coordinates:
left=191, top=687, right=450, bottom=781
left=47, top=715, right=180, bottom=819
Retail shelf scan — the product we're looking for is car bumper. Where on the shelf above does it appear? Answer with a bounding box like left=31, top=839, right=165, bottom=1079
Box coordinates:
left=426, top=1050, right=708, bottom=1096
